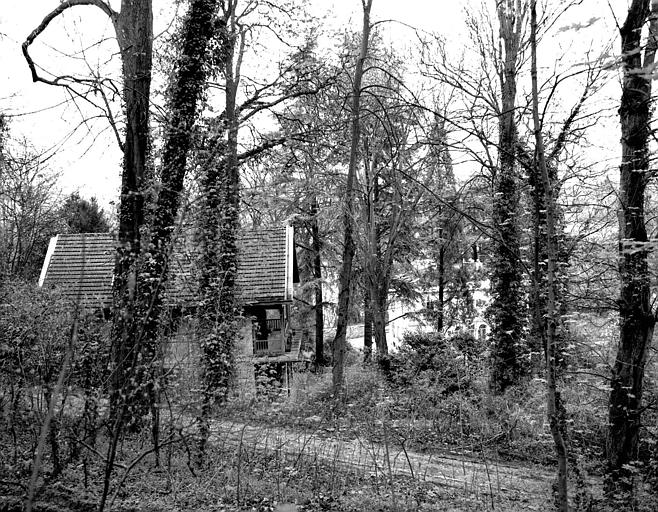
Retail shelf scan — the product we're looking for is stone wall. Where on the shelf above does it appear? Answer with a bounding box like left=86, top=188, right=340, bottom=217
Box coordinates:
left=234, top=318, right=256, bottom=398
left=163, top=315, right=256, bottom=400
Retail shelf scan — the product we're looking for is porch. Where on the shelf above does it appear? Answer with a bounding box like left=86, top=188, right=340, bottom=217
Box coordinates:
left=253, top=317, right=295, bottom=356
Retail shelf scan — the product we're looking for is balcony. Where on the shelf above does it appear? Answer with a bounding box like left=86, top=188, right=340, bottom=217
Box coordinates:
left=253, top=318, right=288, bottom=356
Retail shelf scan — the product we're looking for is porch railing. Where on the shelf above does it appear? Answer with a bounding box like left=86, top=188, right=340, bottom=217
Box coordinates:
left=253, top=323, right=294, bottom=356
left=254, top=339, right=269, bottom=354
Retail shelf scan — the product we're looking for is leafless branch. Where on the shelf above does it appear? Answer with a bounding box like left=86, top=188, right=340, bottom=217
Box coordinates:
left=22, top=0, right=119, bottom=87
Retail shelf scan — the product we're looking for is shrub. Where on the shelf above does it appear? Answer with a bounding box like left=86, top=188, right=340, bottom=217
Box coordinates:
left=449, top=330, right=482, bottom=361
left=0, top=281, right=109, bottom=396
left=388, top=331, right=472, bottom=395
left=1, top=282, right=72, bottom=395
left=0, top=280, right=109, bottom=478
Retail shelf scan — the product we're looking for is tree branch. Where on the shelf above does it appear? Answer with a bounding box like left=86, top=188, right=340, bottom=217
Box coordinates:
left=22, top=0, right=119, bottom=86
left=237, top=136, right=287, bottom=162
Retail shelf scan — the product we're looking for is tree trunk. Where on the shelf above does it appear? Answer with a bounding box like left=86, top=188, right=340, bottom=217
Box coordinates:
left=489, top=0, right=525, bottom=394
left=332, top=0, right=373, bottom=395
left=607, top=0, right=657, bottom=500
left=109, top=0, right=153, bottom=429
left=437, top=242, right=445, bottom=333
left=140, top=0, right=221, bottom=366
left=311, top=196, right=325, bottom=368
left=363, top=288, right=373, bottom=363
left=371, top=282, right=388, bottom=360
left=529, top=151, right=569, bottom=373
left=22, top=1, right=154, bottom=509
left=196, top=140, right=240, bottom=464
left=196, top=5, right=241, bottom=464
left=529, top=155, right=545, bottom=364
left=101, top=2, right=153, bottom=509
left=530, top=2, right=568, bottom=508
left=132, top=0, right=221, bottom=461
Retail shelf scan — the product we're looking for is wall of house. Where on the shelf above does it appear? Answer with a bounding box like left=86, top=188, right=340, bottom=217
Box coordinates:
left=235, top=319, right=256, bottom=398
left=163, top=315, right=256, bottom=400
left=165, top=316, right=201, bottom=374
left=163, top=316, right=201, bottom=402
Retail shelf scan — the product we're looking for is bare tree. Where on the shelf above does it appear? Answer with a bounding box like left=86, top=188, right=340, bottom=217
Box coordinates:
left=332, top=0, right=373, bottom=394
left=530, top=1, right=568, bottom=508
left=23, top=2, right=153, bottom=509
left=0, top=145, right=61, bottom=280
left=358, top=79, right=428, bottom=363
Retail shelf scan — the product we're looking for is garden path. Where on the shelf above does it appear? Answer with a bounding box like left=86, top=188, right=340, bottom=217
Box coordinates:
left=201, top=419, right=565, bottom=509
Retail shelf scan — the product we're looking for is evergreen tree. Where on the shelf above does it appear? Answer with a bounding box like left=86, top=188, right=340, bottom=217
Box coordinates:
left=60, top=193, right=110, bottom=233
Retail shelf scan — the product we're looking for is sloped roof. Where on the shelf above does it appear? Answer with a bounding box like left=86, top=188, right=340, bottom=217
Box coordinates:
left=39, top=227, right=297, bottom=309
left=39, top=233, right=114, bottom=309
left=239, top=228, right=287, bottom=304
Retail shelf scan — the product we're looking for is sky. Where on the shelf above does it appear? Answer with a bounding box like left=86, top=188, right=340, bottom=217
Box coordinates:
left=0, top=0, right=629, bottom=211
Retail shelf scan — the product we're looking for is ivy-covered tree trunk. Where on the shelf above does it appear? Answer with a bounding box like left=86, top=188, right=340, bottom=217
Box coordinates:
left=22, top=2, right=154, bottom=510
left=607, top=0, right=657, bottom=500
left=140, top=0, right=221, bottom=361
left=109, top=0, right=154, bottom=428
left=198, top=146, right=239, bottom=364
left=196, top=141, right=241, bottom=463
left=102, top=2, right=153, bottom=509
left=196, top=5, right=241, bottom=463
left=489, top=0, right=525, bottom=394
left=136, top=0, right=221, bottom=465
left=332, top=0, right=373, bottom=394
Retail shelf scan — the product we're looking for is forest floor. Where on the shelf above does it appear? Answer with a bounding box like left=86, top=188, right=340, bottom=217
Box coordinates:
left=1, top=407, right=581, bottom=512
left=4, top=364, right=658, bottom=511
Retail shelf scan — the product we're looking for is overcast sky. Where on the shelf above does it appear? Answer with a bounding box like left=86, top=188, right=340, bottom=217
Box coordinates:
left=0, top=0, right=627, bottom=210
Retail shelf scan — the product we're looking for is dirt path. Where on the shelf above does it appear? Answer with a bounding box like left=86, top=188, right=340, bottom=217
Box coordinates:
left=203, top=419, right=559, bottom=506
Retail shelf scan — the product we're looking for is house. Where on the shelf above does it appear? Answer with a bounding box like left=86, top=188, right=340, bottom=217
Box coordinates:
left=330, top=254, right=491, bottom=354
left=38, top=226, right=303, bottom=394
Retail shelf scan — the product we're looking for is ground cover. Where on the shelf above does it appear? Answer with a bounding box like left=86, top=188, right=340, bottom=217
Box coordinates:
left=2, top=361, right=657, bottom=510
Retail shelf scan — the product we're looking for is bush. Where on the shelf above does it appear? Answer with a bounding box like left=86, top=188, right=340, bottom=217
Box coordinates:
left=388, top=331, right=472, bottom=395
left=0, top=280, right=109, bottom=478
left=1, top=282, right=72, bottom=394
left=449, top=330, right=482, bottom=361
left=0, top=281, right=109, bottom=395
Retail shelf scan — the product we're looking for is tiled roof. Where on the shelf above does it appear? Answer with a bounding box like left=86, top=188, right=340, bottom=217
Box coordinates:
left=239, top=228, right=287, bottom=304
left=39, top=227, right=295, bottom=309
left=40, top=233, right=115, bottom=309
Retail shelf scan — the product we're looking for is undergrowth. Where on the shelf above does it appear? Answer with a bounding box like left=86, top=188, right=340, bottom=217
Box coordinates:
left=0, top=417, right=494, bottom=512
left=228, top=364, right=599, bottom=468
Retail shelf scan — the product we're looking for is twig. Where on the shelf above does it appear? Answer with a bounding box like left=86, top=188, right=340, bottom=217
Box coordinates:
left=398, top=436, right=415, bottom=480
left=479, top=439, right=495, bottom=511
left=236, top=424, right=247, bottom=507
left=25, top=315, right=79, bottom=512
left=109, top=433, right=179, bottom=509
left=382, top=420, right=398, bottom=511
left=63, top=436, right=126, bottom=469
